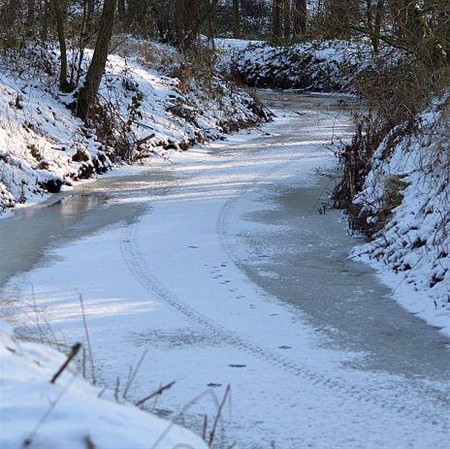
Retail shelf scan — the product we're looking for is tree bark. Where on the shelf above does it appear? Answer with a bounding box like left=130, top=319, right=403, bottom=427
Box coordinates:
left=232, top=0, right=241, bottom=38
left=446, top=0, right=450, bottom=64
left=365, top=0, right=383, bottom=53
left=325, top=0, right=358, bottom=36
left=76, top=0, right=117, bottom=120
left=118, top=0, right=126, bottom=17
left=51, top=0, right=70, bottom=91
left=207, top=0, right=215, bottom=45
left=283, top=0, right=292, bottom=41
left=39, top=0, right=49, bottom=41
left=1, top=0, right=19, bottom=45
left=181, top=0, right=219, bottom=50
left=26, top=0, right=36, bottom=36
left=372, top=0, right=384, bottom=53
left=292, top=0, right=307, bottom=38
left=273, top=0, right=283, bottom=42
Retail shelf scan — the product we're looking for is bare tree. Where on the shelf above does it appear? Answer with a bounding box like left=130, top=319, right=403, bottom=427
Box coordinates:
left=386, top=0, right=447, bottom=67
left=292, top=0, right=307, bottom=38
left=77, top=0, right=118, bottom=119
left=272, top=0, right=283, bottom=42
left=0, top=0, right=20, bottom=45
left=25, top=0, right=35, bottom=36
left=50, top=0, right=71, bottom=91
left=365, top=0, right=384, bottom=53
left=232, top=0, right=241, bottom=38
left=324, top=0, right=359, bottom=37
left=179, top=0, right=219, bottom=50
left=445, top=0, right=450, bottom=64
left=283, top=0, right=292, bottom=41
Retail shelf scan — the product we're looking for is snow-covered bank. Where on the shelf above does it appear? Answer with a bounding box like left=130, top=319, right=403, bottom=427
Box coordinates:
left=0, top=322, right=208, bottom=449
left=215, top=38, right=374, bottom=92
left=0, top=42, right=269, bottom=213
left=350, top=93, right=450, bottom=336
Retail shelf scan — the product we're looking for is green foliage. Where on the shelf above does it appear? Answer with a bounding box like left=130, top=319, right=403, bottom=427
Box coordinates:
left=127, top=92, right=144, bottom=127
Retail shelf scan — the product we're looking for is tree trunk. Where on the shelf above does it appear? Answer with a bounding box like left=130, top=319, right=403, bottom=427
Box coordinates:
left=181, top=0, right=219, bottom=50
left=39, top=0, right=49, bottom=41
left=73, top=0, right=95, bottom=85
left=118, top=0, right=126, bottom=17
left=1, top=0, right=19, bottom=45
left=51, top=0, right=70, bottom=91
left=26, top=0, right=35, bottom=37
left=292, top=0, right=307, bottom=38
left=372, top=0, right=384, bottom=53
left=273, top=0, right=283, bottom=42
left=325, top=0, right=358, bottom=36
left=283, top=0, right=292, bottom=41
left=206, top=0, right=215, bottom=46
left=76, top=0, right=117, bottom=120
left=365, top=0, right=383, bottom=53
left=446, top=0, right=450, bottom=64
left=232, top=0, right=241, bottom=38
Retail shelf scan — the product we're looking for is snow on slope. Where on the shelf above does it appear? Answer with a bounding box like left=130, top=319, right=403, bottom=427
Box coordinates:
left=352, top=93, right=450, bottom=336
left=0, top=42, right=267, bottom=213
left=215, top=38, right=374, bottom=92
left=0, top=48, right=110, bottom=211
left=0, top=322, right=208, bottom=449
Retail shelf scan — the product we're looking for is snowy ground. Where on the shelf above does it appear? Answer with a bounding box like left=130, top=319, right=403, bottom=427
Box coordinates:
left=0, top=323, right=208, bottom=449
left=1, top=92, right=448, bottom=448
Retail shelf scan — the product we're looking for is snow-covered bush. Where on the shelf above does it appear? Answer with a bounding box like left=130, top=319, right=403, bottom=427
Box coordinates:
left=216, top=39, right=374, bottom=92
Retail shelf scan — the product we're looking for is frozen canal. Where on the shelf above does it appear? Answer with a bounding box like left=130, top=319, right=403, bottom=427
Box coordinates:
left=1, top=91, right=449, bottom=448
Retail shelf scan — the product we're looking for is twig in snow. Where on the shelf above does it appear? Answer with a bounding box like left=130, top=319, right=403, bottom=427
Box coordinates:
left=84, top=435, right=96, bottom=449
left=82, top=346, right=87, bottom=379
left=202, top=414, right=208, bottom=441
left=135, top=133, right=155, bottom=147
left=31, top=284, right=45, bottom=344
left=31, top=283, right=58, bottom=345
left=208, top=384, right=231, bottom=447
left=24, top=373, right=78, bottom=447
left=150, top=387, right=230, bottom=449
left=135, top=380, right=176, bottom=408
left=123, top=349, right=148, bottom=400
left=50, top=342, right=81, bottom=384
left=97, top=386, right=107, bottom=398
left=78, top=293, right=96, bottom=384
left=346, top=249, right=371, bottom=260
left=114, top=377, right=121, bottom=402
